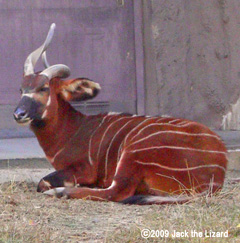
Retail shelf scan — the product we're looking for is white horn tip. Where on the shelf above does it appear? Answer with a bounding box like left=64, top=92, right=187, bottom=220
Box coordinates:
left=50, top=23, right=56, bottom=30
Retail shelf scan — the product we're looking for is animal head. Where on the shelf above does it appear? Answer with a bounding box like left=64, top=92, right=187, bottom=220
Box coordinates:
left=14, top=24, right=100, bottom=125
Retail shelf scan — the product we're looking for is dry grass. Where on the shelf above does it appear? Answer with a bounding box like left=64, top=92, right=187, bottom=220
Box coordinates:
left=0, top=172, right=239, bottom=243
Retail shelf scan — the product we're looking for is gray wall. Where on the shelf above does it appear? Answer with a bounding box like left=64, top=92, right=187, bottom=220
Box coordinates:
left=148, top=0, right=240, bottom=130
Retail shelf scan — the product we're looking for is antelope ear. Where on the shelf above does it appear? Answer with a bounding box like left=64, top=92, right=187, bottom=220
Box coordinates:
left=60, top=78, right=101, bottom=101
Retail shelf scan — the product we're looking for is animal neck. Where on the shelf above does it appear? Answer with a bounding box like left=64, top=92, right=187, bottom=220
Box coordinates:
left=31, top=95, right=84, bottom=157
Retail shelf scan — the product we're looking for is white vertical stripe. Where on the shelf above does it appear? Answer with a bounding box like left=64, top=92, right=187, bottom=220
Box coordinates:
left=104, top=119, right=135, bottom=180
left=41, top=110, right=48, bottom=119
left=46, top=97, right=51, bottom=106
left=123, top=117, right=154, bottom=146
left=96, top=117, right=132, bottom=165
left=88, top=114, right=109, bottom=166
left=117, top=140, right=124, bottom=163
left=114, top=151, right=126, bottom=177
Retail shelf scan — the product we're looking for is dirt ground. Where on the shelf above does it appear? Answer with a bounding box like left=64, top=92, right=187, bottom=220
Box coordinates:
left=0, top=168, right=240, bottom=242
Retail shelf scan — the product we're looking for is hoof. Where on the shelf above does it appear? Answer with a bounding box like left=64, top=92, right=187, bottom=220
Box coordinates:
left=37, top=179, right=52, bottom=192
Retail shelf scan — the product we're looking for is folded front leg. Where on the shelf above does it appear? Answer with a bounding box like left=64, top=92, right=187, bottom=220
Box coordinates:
left=42, top=154, right=142, bottom=200
left=44, top=176, right=140, bottom=202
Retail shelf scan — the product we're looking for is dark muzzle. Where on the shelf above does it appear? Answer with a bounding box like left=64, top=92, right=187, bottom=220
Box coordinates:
left=13, top=95, right=41, bottom=124
left=13, top=106, right=29, bottom=122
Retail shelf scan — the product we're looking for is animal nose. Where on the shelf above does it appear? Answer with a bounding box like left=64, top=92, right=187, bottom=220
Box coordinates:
left=13, top=107, right=28, bottom=121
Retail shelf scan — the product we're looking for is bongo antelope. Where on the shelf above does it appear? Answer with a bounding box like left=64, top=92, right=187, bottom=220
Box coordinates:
left=14, top=24, right=228, bottom=204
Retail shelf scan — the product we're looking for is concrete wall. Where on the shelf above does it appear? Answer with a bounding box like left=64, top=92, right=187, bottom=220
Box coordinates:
left=149, top=0, right=240, bottom=129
